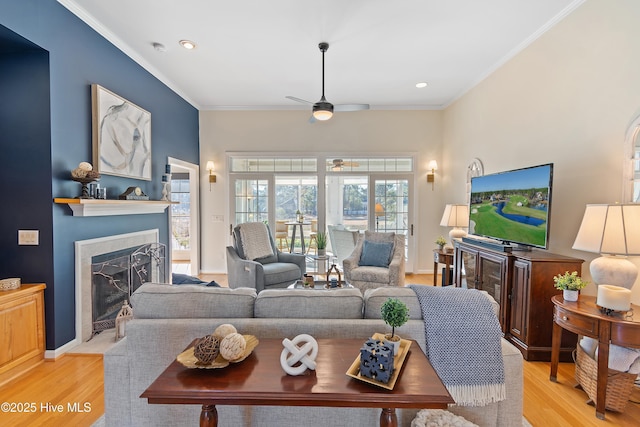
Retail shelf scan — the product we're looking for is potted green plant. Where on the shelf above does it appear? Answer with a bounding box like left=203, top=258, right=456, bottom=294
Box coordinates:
left=316, top=231, right=327, bottom=256
left=435, top=236, right=447, bottom=250
left=553, top=271, right=588, bottom=302
left=380, top=298, right=409, bottom=355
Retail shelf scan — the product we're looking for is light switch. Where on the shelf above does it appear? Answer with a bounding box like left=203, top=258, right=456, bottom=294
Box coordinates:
left=18, top=230, right=39, bottom=245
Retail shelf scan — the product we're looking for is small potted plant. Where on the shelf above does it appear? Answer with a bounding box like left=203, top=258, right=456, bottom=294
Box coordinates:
left=553, top=271, right=588, bottom=302
left=316, top=231, right=327, bottom=256
left=380, top=298, right=409, bottom=355
left=435, top=236, right=447, bottom=250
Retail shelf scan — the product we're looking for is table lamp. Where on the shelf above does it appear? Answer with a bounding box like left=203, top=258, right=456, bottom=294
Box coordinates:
left=572, top=204, right=640, bottom=312
left=375, top=203, right=385, bottom=231
left=440, top=204, right=469, bottom=240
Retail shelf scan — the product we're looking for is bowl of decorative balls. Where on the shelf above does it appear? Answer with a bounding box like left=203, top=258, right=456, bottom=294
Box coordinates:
left=176, top=324, right=259, bottom=369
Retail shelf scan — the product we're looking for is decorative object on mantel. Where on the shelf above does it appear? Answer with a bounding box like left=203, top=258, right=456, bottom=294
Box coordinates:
left=380, top=297, right=409, bottom=355
left=0, top=277, right=21, bottom=291
left=114, top=300, right=133, bottom=341
left=280, top=334, right=318, bottom=376
left=71, top=161, right=100, bottom=199
left=553, top=271, right=588, bottom=302
left=119, top=186, right=149, bottom=200
left=161, top=175, right=170, bottom=201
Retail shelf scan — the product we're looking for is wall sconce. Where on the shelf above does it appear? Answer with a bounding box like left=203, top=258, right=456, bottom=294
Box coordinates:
left=206, top=160, right=216, bottom=190
left=427, top=160, right=438, bottom=190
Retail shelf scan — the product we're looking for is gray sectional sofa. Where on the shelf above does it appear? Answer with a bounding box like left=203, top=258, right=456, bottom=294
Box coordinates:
left=104, top=284, right=523, bottom=427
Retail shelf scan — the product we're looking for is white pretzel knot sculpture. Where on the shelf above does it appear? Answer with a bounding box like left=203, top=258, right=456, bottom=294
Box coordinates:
left=280, top=334, right=318, bottom=376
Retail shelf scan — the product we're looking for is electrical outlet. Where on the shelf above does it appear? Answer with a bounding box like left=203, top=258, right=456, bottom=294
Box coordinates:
left=211, top=215, right=224, bottom=222
left=18, top=230, right=39, bottom=245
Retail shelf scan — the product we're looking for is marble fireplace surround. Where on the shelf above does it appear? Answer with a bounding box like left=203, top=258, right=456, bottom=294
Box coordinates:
left=75, top=229, right=159, bottom=344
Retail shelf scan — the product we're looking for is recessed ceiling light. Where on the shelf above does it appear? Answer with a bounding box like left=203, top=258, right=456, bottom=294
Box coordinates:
left=152, top=42, right=166, bottom=52
left=416, top=82, right=428, bottom=88
left=179, top=40, right=196, bottom=50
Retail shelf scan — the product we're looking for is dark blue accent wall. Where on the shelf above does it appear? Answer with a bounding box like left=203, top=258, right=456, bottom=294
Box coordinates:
left=0, top=1, right=199, bottom=350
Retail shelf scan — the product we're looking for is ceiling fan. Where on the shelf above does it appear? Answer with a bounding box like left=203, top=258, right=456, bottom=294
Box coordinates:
left=328, top=159, right=360, bottom=170
left=287, top=42, right=369, bottom=123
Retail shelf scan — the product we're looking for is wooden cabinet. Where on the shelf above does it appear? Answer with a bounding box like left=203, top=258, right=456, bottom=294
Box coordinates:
left=453, top=240, right=583, bottom=361
left=0, top=284, right=46, bottom=386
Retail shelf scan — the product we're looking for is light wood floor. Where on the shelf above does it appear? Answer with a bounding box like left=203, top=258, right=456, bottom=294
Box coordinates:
left=1, top=273, right=638, bottom=426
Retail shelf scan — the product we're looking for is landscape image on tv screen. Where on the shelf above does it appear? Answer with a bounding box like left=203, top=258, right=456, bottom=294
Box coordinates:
left=469, top=164, right=553, bottom=248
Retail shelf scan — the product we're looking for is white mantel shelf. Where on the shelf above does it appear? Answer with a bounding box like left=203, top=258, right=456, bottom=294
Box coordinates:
left=54, top=198, right=173, bottom=217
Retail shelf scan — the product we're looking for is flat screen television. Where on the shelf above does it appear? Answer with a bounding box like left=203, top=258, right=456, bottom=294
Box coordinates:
left=468, top=163, right=553, bottom=249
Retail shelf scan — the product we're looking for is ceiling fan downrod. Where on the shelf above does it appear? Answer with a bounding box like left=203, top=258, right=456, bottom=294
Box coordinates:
left=313, top=42, right=333, bottom=121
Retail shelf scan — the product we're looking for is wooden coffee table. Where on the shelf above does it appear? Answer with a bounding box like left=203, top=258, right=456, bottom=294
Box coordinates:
left=141, top=338, right=453, bottom=427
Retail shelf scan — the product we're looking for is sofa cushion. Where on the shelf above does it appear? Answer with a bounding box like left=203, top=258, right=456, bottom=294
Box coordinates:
left=363, top=287, right=423, bottom=320
left=263, top=262, right=302, bottom=286
left=131, top=283, right=257, bottom=318
left=359, top=240, right=394, bottom=267
left=254, top=288, right=364, bottom=319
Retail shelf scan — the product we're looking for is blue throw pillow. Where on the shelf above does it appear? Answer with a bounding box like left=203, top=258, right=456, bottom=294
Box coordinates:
left=359, top=240, right=394, bottom=268
left=172, top=273, right=220, bottom=287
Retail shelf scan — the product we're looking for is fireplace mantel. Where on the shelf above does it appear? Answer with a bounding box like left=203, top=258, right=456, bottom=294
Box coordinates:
left=54, top=198, right=173, bottom=217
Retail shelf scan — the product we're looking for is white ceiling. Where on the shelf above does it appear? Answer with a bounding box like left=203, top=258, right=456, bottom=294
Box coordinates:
left=59, top=0, right=582, bottom=111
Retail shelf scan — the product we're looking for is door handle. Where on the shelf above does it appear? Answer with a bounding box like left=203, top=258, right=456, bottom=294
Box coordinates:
left=410, top=224, right=414, bottom=236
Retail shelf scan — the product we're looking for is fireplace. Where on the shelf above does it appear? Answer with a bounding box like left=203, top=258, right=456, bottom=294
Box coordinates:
left=91, top=243, right=165, bottom=337
left=75, top=230, right=162, bottom=342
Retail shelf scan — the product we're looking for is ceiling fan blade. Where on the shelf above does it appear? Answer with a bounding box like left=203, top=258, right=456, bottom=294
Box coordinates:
left=308, top=115, right=317, bottom=124
left=286, top=96, right=314, bottom=105
left=334, top=104, right=370, bottom=112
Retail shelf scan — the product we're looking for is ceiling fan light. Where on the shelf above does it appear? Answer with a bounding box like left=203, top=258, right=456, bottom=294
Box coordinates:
left=313, top=109, right=333, bottom=121
left=312, top=101, right=334, bottom=121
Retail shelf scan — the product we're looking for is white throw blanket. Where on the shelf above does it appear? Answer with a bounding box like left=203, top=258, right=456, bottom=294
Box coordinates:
left=409, top=285, right=506, bottom=407
left=239, top=222, right=274, bottom=261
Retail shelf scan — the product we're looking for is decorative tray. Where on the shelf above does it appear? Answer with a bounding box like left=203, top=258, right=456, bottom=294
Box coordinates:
left=177, top=335, right=259, bottom=369
left=346, top=332, right=411, bottom=390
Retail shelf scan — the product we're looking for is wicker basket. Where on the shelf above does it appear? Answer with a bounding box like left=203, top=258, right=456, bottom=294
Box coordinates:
left=574, top=343, right=637, bottom=412
left=0, top=277, right=21, bottom=291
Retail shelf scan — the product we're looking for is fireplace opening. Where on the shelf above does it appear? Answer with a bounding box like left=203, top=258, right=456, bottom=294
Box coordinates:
left=90, top=243, right=165, bottom=337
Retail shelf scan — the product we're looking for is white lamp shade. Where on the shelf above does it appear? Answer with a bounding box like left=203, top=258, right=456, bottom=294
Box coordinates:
left=428, top=160, right=438, bottom=171
left=206, top=161, right=215, bottom=172
left=440, top=204, right=469, bottom=228
left=572, top=204, right=640, bottom=255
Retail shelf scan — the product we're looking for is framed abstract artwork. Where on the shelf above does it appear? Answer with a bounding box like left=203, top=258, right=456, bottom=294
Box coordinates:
left=92, top=84, right=152, bottom=181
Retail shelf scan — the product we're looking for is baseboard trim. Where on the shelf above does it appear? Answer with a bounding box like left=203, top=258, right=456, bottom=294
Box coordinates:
left=44, top=338, right=80, bottom=359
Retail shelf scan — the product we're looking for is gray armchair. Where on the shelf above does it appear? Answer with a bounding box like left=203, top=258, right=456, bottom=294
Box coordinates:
left=226, top=222, right=306, bottom=292
left=327, top=224, right=359, bottom=267
left=343, top=230, right=405, bottom=292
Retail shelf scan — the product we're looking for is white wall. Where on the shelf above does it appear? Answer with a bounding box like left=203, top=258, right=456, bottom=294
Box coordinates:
left=199, top=110, right=443, bottom=274
left=442, top=0, right=640, bottom=303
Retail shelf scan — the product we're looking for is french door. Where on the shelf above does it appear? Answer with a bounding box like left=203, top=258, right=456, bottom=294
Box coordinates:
left=371, top=175, right=413, bottom=271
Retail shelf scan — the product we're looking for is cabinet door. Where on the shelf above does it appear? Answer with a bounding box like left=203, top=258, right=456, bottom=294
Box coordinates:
left=477, top=252, right=508, bottom=328
left=509, top=259, right=530, bottom=343
left=457, top=246, right=478, bottom=289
